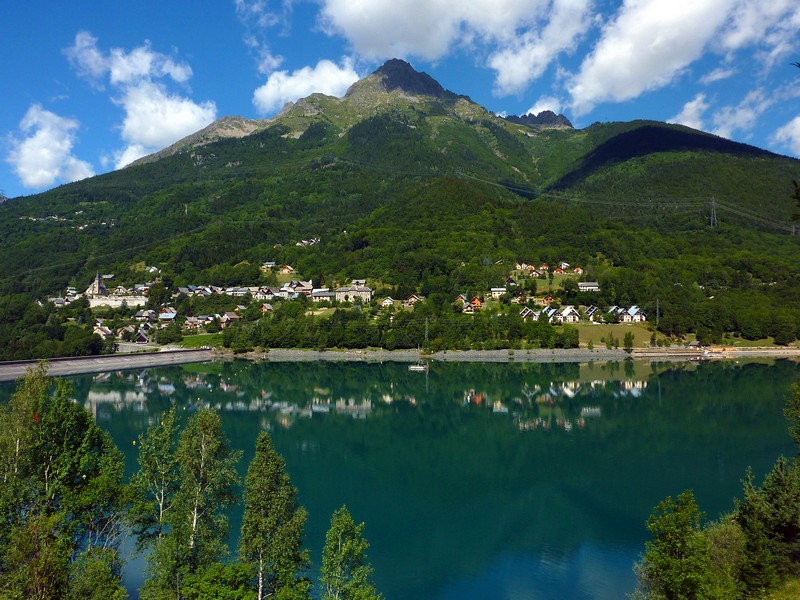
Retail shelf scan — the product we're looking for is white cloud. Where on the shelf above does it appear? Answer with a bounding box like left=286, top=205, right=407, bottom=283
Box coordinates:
left=569, top=0, right=736, bottom=115
left=316, top=0, right=590, bottom=94
left=64, top=32, right=217, bottom=169
left=115, top=82, right=217, bottom=168
left=526, top=96, right=563, bottom=116
left=6, top=105, right=94, bottom=189
left=719, top=0, right=799, bottom=55
left=235, top=0, right=286, bottom=74
left=64, top=31, right=107, bottom=83
left=112, top=144, right=150, bottom=170
left=488, top=0, right=593, bottom=95
left=772, top=114, right=800, bottom=156
left=107, top=45, right=192, bottom=85
left=699, top=67, right=735, bottom=85
left=66, top=31, right=193, bottom=85
left=253, top=58, right=360, bottom=114
left=669, top=93, right=709, bottom=130
left=712, top=88, right=773, bottom=139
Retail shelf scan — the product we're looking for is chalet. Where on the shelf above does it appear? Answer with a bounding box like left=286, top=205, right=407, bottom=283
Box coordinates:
left=627, top=306, right=647, bottom=322
left=381, top=297, right=395, bottom=307
left=259, top=303, right=274, bottom=313
left=220, top=312, right=241, bottom=328
left=279, top=265, right=296, bottom=275
left=585, top=305, right=600, bottom=321
left=556, top=305, right=581, bottom=324
left=117, top=325, right=136, bottom=338
left=578, top=281, right=600, bottom=292
left=405, top=294, right=424, bottom=307
left=542, top=307, right=559, bottom=322
left=311, top=289, right=335, bottom=303
left=519, top=306, right=538, bottom=320
left=93, top=324, right=114, bottom=340
left=573, top=266, right=584, bottom=275
left=610, top=305, right=647, bottom=323
left=490, top=287, right=507, bottom=299
left=225, top=287, right=250, bottom=297
left=553, top=267, right=566, bottom=275
left=260, top=261, right=276, bottom=271
left=470, top=297, right=483, bottom=310
left=135, top=330, right=151, bottom=344
left=158, top=308, right=178, bottom=322
left=335, top=285, right=372, bottom=303
left=183, top=317, right=203, bottom=330
left=541, top=293, right=555, bottom=306
left=505, top=276, right=519, bottom=287
left=135, top=309, right=157, bottom=322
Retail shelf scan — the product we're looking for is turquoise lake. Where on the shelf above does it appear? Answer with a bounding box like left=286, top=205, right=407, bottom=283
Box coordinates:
left=2, top=358, right=798, bottom=599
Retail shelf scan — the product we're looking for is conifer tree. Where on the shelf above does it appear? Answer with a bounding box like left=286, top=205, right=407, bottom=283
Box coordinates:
left=240, top=431, right=311, bottom=600
left=320, top=505, right=382, bottom=600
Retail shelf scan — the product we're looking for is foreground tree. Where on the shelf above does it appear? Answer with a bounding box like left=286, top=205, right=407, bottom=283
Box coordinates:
left=320, top=506, right=382, bottom=600
left=239, top=431, right=311, bottom=600
left=140, top=409, right=241, bottom=600
left=0, top=363, right=127, bottom=599
left=129, top=406, right=180, bottom=548
left=635, top=490, right=709, bottom=599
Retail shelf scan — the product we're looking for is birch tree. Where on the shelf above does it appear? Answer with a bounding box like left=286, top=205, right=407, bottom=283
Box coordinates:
left=239, top=431, right=311, bottom=600
left=320, top=506, right=382, bottom=600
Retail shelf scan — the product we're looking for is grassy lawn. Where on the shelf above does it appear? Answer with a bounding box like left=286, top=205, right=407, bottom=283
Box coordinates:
left=574, top=322, right=655, bottom=349
left=719, top=334, right=779, bottom=347
left=180, top=332, right=223, bottom=349
left=765, top=579, right=800, bottom=599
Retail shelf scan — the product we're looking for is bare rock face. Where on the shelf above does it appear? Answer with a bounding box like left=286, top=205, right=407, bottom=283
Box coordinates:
left=505, top=110, right=574, bottom=130
left=127, top=116, right=270, bottom=167
left=344, top=58, right=459, bottom=107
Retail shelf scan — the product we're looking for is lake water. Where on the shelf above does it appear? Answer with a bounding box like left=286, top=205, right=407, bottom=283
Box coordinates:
left=2, top=358, right=798, bottom=599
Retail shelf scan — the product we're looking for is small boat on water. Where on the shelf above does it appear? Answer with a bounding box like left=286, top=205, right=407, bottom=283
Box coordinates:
left=408, top=362, right=427, bottom=372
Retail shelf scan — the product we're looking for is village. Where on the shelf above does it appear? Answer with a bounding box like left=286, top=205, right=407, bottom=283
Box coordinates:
left=43, top=260, right=646, bottom=347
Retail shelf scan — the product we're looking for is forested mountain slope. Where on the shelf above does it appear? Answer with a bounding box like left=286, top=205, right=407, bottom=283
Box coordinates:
left=0, top=59, right=799, bottom=354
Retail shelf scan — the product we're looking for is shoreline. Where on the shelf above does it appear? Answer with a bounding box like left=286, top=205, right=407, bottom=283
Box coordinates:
left=1, top=345, right=799, bottom=382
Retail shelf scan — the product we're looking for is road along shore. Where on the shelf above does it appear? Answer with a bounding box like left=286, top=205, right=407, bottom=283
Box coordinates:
left=0, top=349, right=215, bottom=382
left=1, top=345, right=798, bottom=383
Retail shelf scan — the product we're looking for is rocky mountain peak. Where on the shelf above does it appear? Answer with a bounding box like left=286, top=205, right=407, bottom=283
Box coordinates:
left=505, top=110, right=574, bottom=130
left=345, top=58, right=452, bottom=101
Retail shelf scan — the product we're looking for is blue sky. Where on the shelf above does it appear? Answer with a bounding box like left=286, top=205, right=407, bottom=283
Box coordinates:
left=2, top=0, right=800, bottom=199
